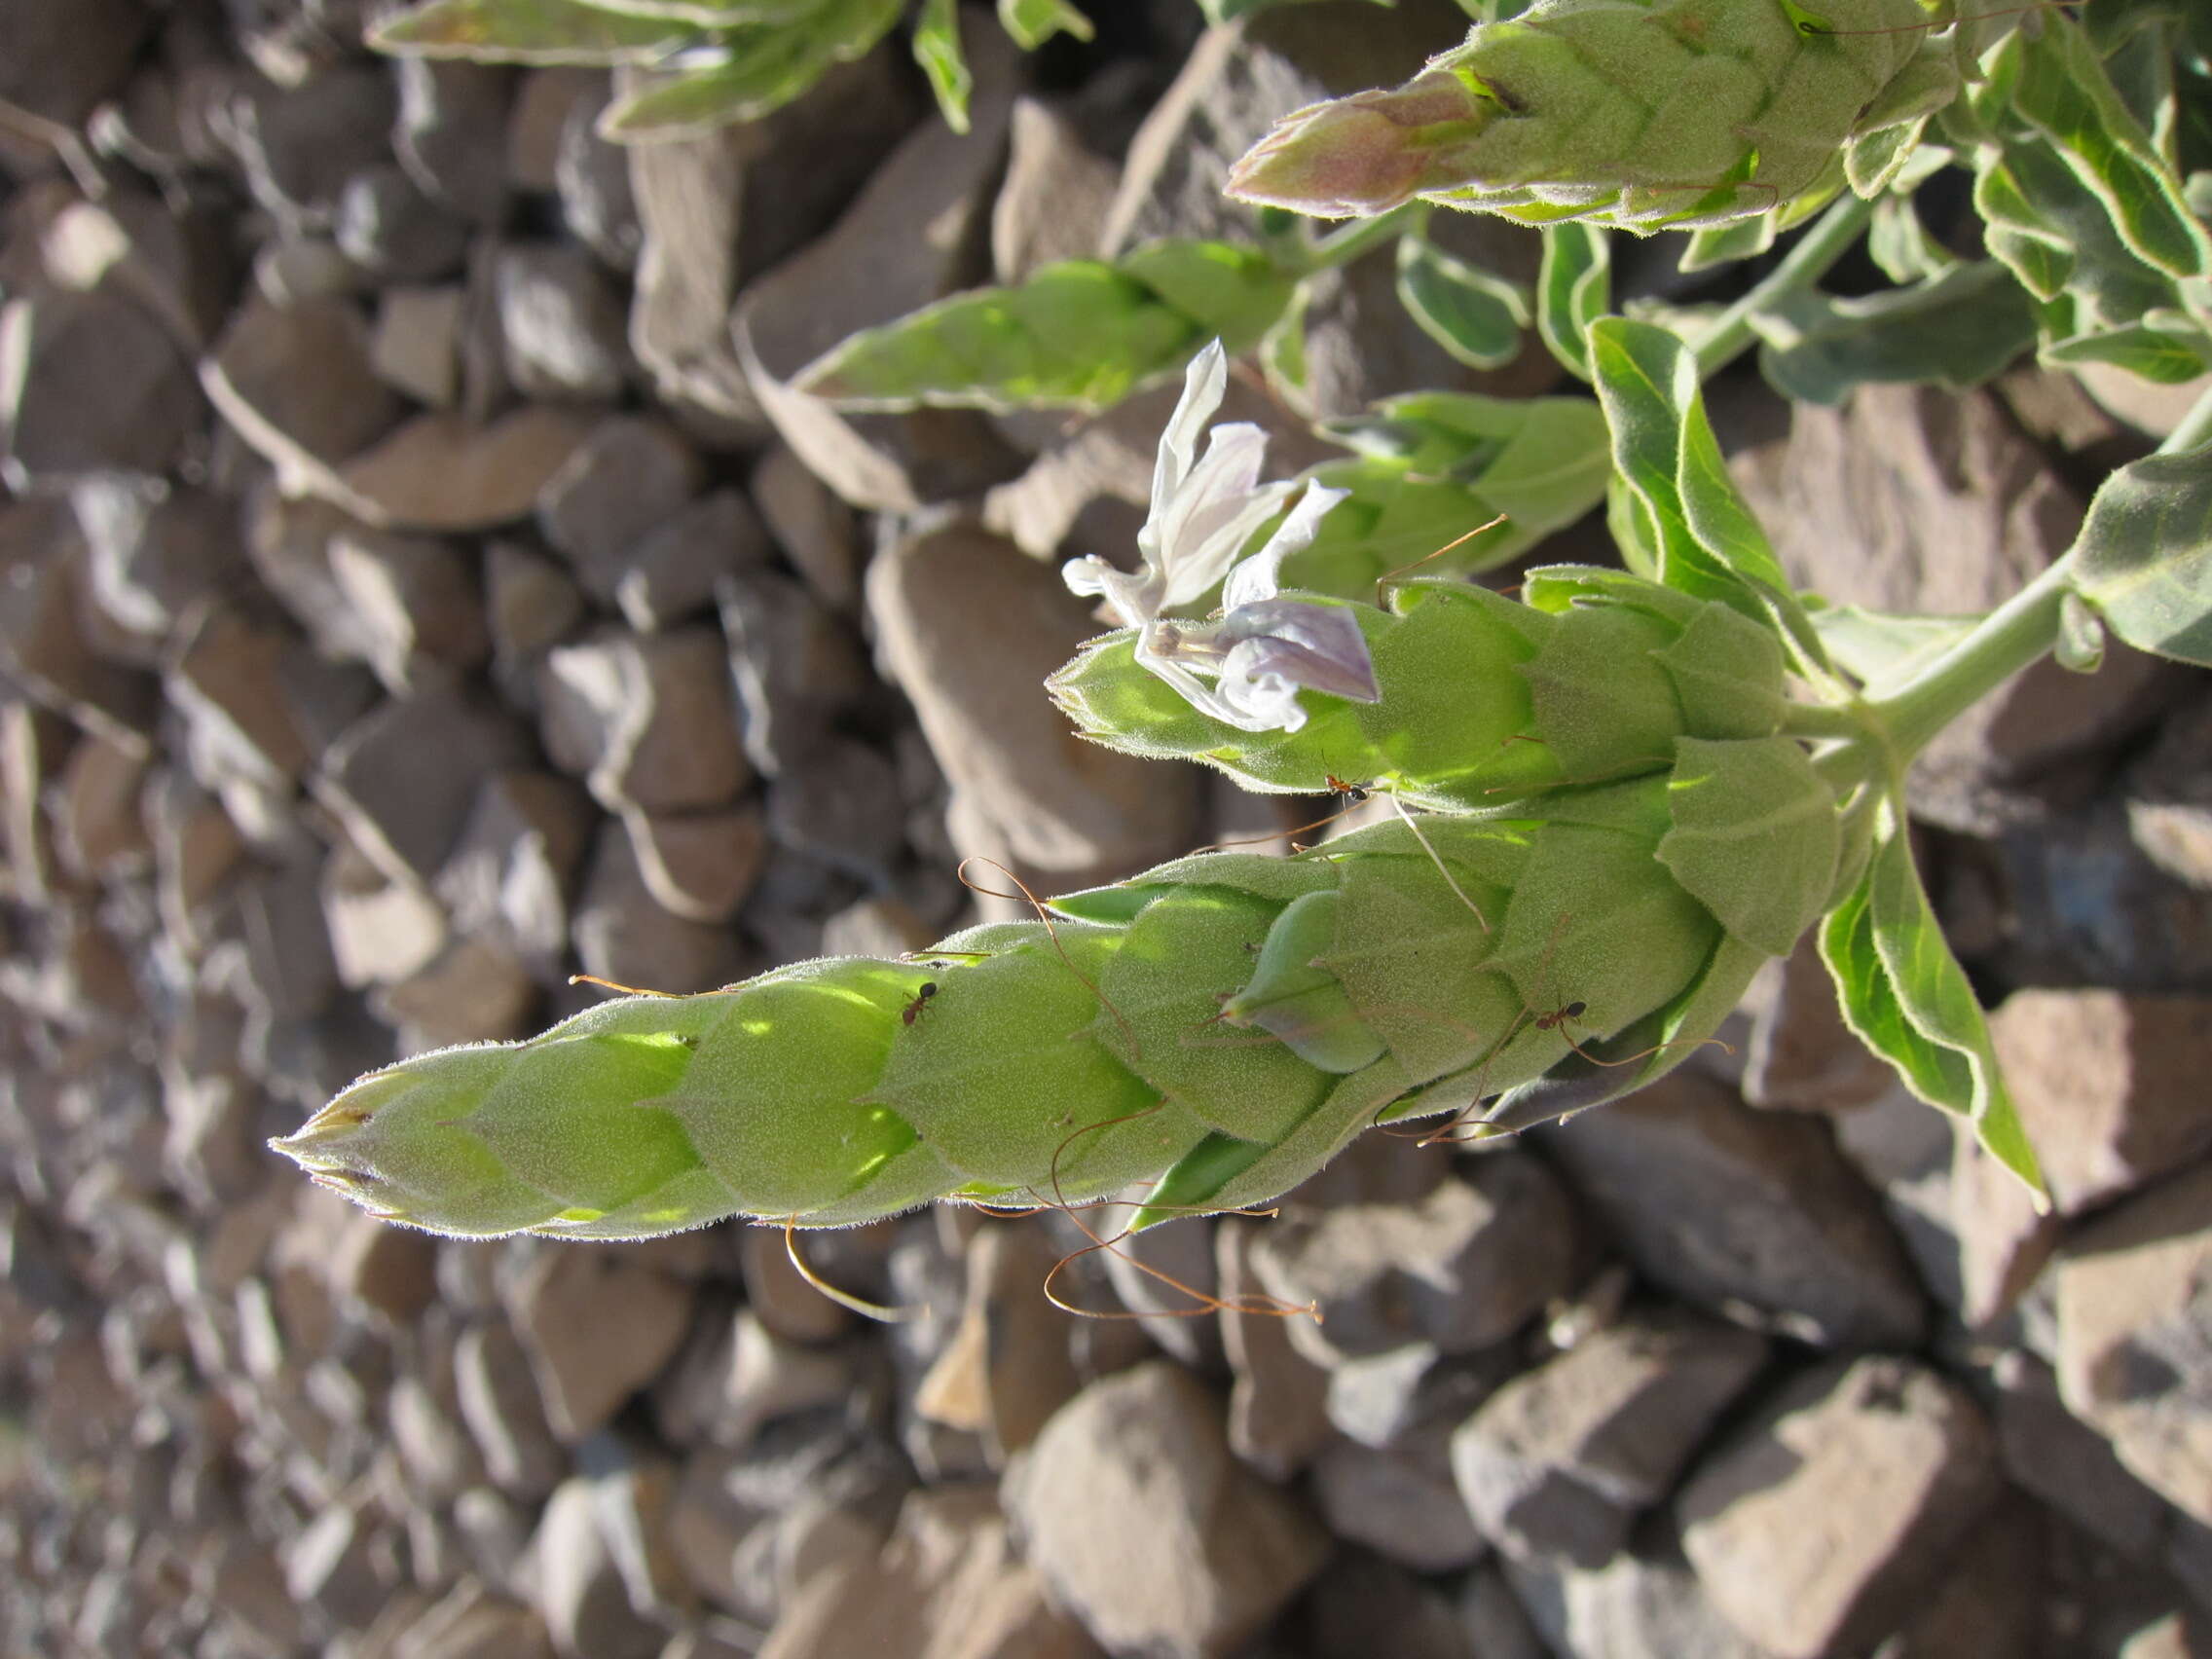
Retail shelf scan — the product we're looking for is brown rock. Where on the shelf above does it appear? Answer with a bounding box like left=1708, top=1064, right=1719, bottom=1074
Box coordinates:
left=316, top=686, right=536, bottom=886
left=326, top=524, right=490, bottom=692
left=1003, top=1361, right=1330, bottom=1659
left=435, top=770, right=594, bottom=977
left=506, top=1241, right=697, bottom=1443
left=539, top=625, right=750, bottom=814
left=1677, top=1356, right=2002, bottom=1658
left=530, top=1476, right=668, bottom=1659
left=455, top=1320, right=567, bottom=1499
left=1313, top=1436, right=1487, bottom=1575
left=1216, top=1217, right=1334, bottom=1481
left=1250, top=1154, right=1581, bottom=1366
left=761, top=1486, right=1103, bottom=1659
left=200, top=294, right=404, bottom=493
left=2057, top=1162, right=2212, bottom=1529
left=991, top=97, right=1122, bottom=282
left=571, top=817, right=746, bottom=996
left=371, top=281, right=465, bottom=407
left=1740, top=934, right=1895, bottom=1113
left=752, top=442, right=860, bottom=611
left=614, top=491, right=768, bottom=633
left=1991, top=989, right=2212, bottom=1213
left=1506, top=1532, right=1769, bottom=1659
left=1542, top=1068, right=1927, bottom=1349
left=497, top=241, right=628, bottom=403
left=619, top=802, right=768, bottom=926
left=327, top=1206, right=438, bottom=1323
left=321, top=835, right=448, bottom=989
left=913, top=1220, right=1081, bottom=1468
left=1452, top=1309, right=1770, bottom=1567
left=334, top=407, right=598, bottom=533
left=374, top=937, right=539, bottom=1051
left=866, top=521, right=1200, bottom=910
left=4, top=289, right=202, bottom=485
left=734, top=32, right=1025, bottom=511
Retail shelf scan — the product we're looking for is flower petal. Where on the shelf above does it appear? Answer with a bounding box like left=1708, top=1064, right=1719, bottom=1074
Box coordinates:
left=1221, top=481, right=1350, bottom=610
left=1150, top=341, right=1229, bottom=528
left=1222, top=601, right=1381, bottom=702
left=1150, top=422, right=1270, bottom=592
left=1063, top=554, right=1159, bottom=630
left=1213, top=639, right=1312, bottom=732
left=1133, top=634, right=1263, bottom=728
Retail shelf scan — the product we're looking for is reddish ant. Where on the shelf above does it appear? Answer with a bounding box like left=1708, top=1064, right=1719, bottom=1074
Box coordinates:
left=902, top=980, right=939, bottom=1026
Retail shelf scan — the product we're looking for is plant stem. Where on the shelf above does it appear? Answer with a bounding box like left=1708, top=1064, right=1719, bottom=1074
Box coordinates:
left=1689, top=194, right=1876, bottom=379
left=1303, top=203, right=1421, bottom=274
left=2162, top=383, right=2212, bottom=455
left=1860, top=549, right=2078, bottom=760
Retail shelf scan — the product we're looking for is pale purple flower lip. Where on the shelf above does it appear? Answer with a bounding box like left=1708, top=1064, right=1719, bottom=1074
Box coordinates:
left=1061, top=341, right=1378, bottom=735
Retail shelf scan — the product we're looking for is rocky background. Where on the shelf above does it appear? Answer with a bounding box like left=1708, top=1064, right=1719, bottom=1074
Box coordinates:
left=5, top=1, right=2212, bottom=1656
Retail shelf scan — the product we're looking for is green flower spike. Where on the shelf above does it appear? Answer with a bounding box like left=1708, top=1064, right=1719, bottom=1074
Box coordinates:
left=1228, top=0, right=1967, bottom=231
left=273, top=730, right=1840, bottom=1241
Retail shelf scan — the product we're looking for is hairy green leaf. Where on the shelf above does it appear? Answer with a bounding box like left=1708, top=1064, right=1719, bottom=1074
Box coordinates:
left=2071, top=444, right=2212, bottom=667
left=794, top=241, right=1295, bottom=412
left=370, top=0, right=696, bottom=62
left=1536, top=223, right=1608, bottom=382
left=914, top=0, right=973, bottom=133
left=597, top=0, right=903, bottom=137
left=1283, top=392, right=1610, bottom=593
left=1751, top=261, right=2040, bottom=406
left=1395, top=226, right=1530, bottom=369
left=1586, top=317, right=1828, bottom=677
left=998, top=0, right=1091, bottom=49
left=1820, top=820, right=2045, bottom=1198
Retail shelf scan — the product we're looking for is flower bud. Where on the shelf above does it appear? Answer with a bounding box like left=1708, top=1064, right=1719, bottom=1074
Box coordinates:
left=1228, top=0, right=1951, bottom=231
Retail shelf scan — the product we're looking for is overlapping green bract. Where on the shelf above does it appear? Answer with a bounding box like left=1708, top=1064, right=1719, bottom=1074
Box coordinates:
left=1050, top=569, right=1789, bottom=809
left=1226, top=0, right=1959, bottom=231
left=273, top=741, right=1838, bottom=1240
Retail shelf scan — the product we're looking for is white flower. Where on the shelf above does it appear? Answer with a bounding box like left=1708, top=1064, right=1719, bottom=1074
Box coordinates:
left=1062, top=341, right=1379, bottom=734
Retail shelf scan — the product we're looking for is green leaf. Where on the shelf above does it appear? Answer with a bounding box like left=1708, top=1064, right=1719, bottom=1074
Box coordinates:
left=1257, top=283, right=1312, bottom=406
left=2070, top=444, right=2212, bottom=667
left=1198, top=0, right=1394, bottom=19
left=2043, top=321, right=2212, bottom=385
left=597, top=0, right=903, bottom=138
left=1115, top=240, right=1299, bottom=351
left=1394, top=227, right=1530, bottom=370
left=997, top=0, right=1091, bottom=49
left=369, top=0, right=694, bottom=62
left=1536, top=222, right=1609, bottom=383
left=1678, top=214, right=1776, bottom=276
left=2003, top=17, right=2212, bottom=283
left=1751, top=261, right=2040, bottom=407
left=914, top=0, right=973, bottom=133
left=1806, top=603, right=1975, bottom=693
left=795, top=259, right=1200, bottom=412
left=1282, top=393, right=1611, bottom=593
left=1819, top=820, right=2046, bottom=1200
left=1864, top=193, right=1956, bottom=286
left=589, top=0, right=810, bottom=19
left=1585, top=317, right=1828, bottom=676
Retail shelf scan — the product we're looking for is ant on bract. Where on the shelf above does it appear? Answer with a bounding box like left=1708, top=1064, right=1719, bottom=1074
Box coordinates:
left=901, top=981, right=939, bottom=1026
